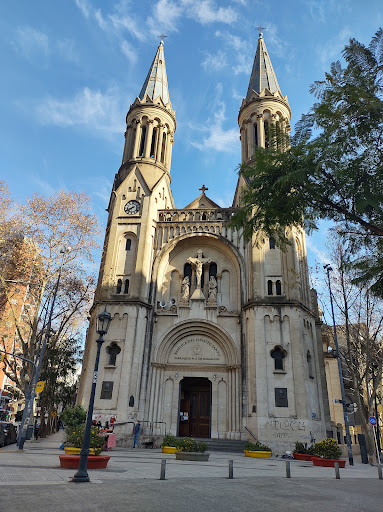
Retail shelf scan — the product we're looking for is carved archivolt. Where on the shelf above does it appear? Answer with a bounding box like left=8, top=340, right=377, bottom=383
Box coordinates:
left=154, top=320, right=239, bottom=367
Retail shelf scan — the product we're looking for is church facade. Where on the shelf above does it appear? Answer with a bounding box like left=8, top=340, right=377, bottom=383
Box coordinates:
left=77, top=33, right=331, bottom=452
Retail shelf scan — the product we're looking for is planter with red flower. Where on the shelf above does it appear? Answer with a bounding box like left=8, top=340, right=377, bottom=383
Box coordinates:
left=60, top=424, right=110, bottom=469
left=293, top=441, right=317, bottom=461
left=311, top=438, right=346, bottom=468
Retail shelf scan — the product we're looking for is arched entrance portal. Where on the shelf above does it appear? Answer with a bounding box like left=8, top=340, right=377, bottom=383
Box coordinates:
left=179, top=377, right=211, bottom=438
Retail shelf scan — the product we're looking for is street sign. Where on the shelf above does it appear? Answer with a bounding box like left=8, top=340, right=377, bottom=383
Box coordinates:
left=51, top=411, right=57, bottom=417
left=35, top=381, right=46, bottom=393
left=369, top=416, right=377, bottom=426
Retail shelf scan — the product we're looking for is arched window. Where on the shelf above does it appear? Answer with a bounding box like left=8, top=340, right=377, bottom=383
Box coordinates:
left=271, top=347, right=286, bottom=371
left=125, top=239, right=131, bottom=251
left=184, top=263, right=192, bottom=284
left=307, top=351, right=314, bottom=378
left=269, top=238, right=275, bottom=249
left=124, top=279, right=129, bottom=294
left=139, top=125, right=146, bottom=157
left=209, top=262, right=217, bottom=279
left=254, top=123, right=258, bottom=147
left=267, top=280, right=273, bottom=295
left=150, top=128, right=157, bottom=158
left=276, top=280, right=282, bottom=295
left=161, top=132, right=167, bottom=163
left=107, top=343, right=121, bottom=366
left=202, top=213, right=207, bottom=220
left=264, top=121, right=269, bottom=149
left=116, top=279, right=122, bottom=294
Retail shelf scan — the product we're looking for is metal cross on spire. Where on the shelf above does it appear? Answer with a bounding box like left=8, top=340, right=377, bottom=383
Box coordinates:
left=158, top=34, right=168, bottom=45
left=199, top=185, right=208, bottom=193
left=256, top=24, right=266, bottom=37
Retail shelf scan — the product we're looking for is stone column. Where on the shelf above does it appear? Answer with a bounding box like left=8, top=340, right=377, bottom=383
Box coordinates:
left=166, top=132, right=174, bottom=171
left=257, top=114, right=265, bottom=148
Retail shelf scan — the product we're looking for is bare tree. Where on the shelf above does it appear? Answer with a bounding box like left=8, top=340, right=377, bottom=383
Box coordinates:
left=0, top=187, right=100, bottom=421
left=323, top=233, right=383, bottom=455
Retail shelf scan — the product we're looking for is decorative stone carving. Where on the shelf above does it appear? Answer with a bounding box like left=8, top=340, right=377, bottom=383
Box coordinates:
left=207, top=276, right=217, bottom=306
left=180, top=276, right=190, bottom=306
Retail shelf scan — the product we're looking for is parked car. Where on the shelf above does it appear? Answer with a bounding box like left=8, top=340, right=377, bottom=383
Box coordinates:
left=0, top=422, right=17, bottom=445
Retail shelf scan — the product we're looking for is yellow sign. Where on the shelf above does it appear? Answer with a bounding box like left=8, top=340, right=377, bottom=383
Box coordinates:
left=51, top=411, right=57, bottom=418
left=0, top=354, right=5, bottom=362
left=35, top=381, right=46, bottom=393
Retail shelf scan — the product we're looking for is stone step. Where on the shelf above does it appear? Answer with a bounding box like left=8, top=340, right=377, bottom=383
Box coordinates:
left=176, top=437, right=248, bottom=453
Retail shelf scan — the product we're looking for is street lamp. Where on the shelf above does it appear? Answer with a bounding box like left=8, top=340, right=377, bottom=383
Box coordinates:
left=72, top=306, right=112, bottom=483
left=324, top=264, right=354, bottom=466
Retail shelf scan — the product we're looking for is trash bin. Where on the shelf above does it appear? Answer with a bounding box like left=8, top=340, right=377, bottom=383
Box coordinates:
left=26, top=425, right=34, bottom=440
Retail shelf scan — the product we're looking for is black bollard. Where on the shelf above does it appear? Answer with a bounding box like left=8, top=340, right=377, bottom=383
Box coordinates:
left=160, top=459, right=166, bottom=480
left=285, top=461, right=291, bottom=478
left=334, top=462, right=340, bottom=479
left=228, top=459, right=233, bottom=479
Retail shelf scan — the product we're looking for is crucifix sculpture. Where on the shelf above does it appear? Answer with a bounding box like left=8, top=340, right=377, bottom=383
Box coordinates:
left=187, top=249, right=211, bottom=289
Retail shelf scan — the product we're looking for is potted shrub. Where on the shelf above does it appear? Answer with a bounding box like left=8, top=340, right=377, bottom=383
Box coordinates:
left=244, top=441, right=272, bottom=458
left=59, top=425, right=110, bottom=469
left=175, top=437, right=210, bottom=461
left=161, top=433, right=179, bottom=454
left=293, top=441, right=317, bottom=461
left=311, top=438, right=346, bottom=468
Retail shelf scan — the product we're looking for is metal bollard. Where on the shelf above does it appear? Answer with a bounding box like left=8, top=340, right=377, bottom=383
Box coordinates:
left=160, top=459, right=166, bottom=480
left=378, top=465, right=383, bottom=480
left=334, top=462, right=340, bottom=479
left=285, top=460, right=291, bottom=478
left=228, top=459, right=233, bottom=479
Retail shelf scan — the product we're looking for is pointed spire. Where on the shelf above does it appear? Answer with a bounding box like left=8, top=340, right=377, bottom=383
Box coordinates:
left=138, top=40, right=170, bottom=105
left=246, top=31, right=282, bottom=99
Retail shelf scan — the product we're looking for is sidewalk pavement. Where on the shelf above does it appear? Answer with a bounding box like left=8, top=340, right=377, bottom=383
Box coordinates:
left=0, top=432, right=382, bottom=512
left=0, top=430, right=381, bottom=485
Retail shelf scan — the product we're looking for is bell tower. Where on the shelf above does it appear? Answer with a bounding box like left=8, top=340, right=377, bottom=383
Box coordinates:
left=238, top=29, right=291, bottom=163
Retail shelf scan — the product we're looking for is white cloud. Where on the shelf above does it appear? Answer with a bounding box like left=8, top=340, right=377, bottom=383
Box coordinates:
left=147, top=0, right=184, bottom=33
left=306, top=0, right=351, bottom=23
left=182, top=0, right=238, bottom=25
left=120, top=40, right=138, bottom=64
left=57, top=39, right=79, bottom=63
left=36, top=87, right=125, bottom=135
left=13, top=26, right=79, bottom=64
left=316, top=27, right=352, bottom=67
left=215, top=30, right=252, bottom=75
left=191, top=84, right=239, bottom=153
left=13, top=26, right=50, bottom=59
left=201, top=50, right=227, bottom=71
left=74, top=0, right=91, bottom=19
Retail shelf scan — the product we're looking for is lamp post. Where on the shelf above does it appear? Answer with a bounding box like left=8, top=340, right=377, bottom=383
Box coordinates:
left=324, top=264, right=354, bottom=466
left=72, top=306, right=112, bottom=483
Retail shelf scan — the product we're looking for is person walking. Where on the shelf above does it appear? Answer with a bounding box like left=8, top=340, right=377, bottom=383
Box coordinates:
left=133, top=421, right=141, bottom=448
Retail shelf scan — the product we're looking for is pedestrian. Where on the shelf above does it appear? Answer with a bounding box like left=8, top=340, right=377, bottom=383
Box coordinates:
left=34, top=420, right=40, bottom=440
left=133, top=420, right=141, bottom=448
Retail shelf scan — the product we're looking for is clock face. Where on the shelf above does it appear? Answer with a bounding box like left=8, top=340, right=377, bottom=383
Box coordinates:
left=124, top=200, right=140, bottom=215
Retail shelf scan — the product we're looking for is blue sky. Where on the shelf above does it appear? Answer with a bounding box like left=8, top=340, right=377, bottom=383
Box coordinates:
left=1, top=0, right=382, bottom=307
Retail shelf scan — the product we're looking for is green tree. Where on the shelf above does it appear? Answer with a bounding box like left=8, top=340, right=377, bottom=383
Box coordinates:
left=232, top=29, right=383, bottom=295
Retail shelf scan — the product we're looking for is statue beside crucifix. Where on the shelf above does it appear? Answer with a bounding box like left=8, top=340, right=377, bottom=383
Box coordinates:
left=187, top=249, right=211, bottom=300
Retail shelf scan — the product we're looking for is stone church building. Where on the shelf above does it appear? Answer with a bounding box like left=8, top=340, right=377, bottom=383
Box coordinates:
left=77, top=32, right=331, bottom=452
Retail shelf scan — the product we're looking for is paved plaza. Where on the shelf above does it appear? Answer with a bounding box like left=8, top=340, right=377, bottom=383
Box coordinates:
left=0, top=432, right=382, bottom=511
